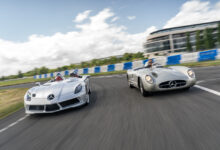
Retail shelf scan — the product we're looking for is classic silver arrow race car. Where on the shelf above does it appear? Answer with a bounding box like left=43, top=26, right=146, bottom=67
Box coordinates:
left=127, top=63, right=196, bottom=96
left=24, top=75, right=91, bottom=114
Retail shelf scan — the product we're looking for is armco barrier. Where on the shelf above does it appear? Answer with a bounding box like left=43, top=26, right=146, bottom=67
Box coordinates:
left=34, top=49, right=219, bottom=79
left=88, top=68, right=94, bottom=74
left=83, top=68, right=88, bottom=74
left=167, top=55, right=181, bottom=65
left=64, top=70, right=69, bottom=76
left=133, top=60, right=143, bottom=68
left=123, top=62, right=132, bottom=70
left=154, top=57, right=167, bottom=66
left=115, top=63, right=123, bottom=71
left=217, top=49, right=220, bottom=59
left=50, top=72, right=54, bottom=77
left=94, top=66, right=101, bottom=73
left=198, top=49, right=218, bottom=62
left=180, top=52, right=198, bottom=64
left=101, top=65, right=108, bottom=72
left=107, top=64, right=115, bottom=72
left=143, top=59, right=148, bottom=65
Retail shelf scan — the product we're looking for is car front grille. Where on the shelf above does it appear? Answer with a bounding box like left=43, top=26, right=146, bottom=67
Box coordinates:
left=29, top=105, right=44, bottom=111
left=28, top=98, right=80, bottom=112
left=46, top=104, right=60, bottom=111
left=59, top=98, right=79, bottom=107
left=159, top=80, right=186, bottom=88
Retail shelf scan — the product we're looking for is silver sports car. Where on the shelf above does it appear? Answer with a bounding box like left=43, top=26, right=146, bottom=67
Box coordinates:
left=127, top=63, right=196, bottom=96
left=24, top=75, right=91, bottom=114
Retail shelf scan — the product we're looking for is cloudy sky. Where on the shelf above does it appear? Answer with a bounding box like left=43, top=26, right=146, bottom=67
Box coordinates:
left=0, top=0, right=220, bottom=76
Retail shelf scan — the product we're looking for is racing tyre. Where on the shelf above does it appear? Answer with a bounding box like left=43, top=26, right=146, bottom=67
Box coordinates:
left=127, top=75, right=134, bottom=88
left=85, top=94, right=90, bottom=105
left=140, top=80, right=148, bottom=97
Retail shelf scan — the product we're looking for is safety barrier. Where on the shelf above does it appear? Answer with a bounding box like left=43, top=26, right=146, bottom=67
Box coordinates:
left=34, top=49, right=219, bottom=79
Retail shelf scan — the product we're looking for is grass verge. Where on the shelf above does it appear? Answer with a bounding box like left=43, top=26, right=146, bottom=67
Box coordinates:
left=0, top=88, right=28, bottom=119
left=0, top=78, right=49, bottom=87
left=172, top=59, right=220, bottom=67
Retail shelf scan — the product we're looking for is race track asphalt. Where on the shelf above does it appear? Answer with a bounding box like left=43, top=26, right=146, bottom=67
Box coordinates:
left=0, top=66, right=220, bottom=150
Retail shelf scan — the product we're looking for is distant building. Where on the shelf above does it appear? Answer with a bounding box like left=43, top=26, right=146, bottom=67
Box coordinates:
left=144, top=21, right=220, bottom=55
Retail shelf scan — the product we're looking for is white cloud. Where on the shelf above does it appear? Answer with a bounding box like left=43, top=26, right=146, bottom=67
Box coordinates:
left=0, top=8, right=156, bottom=76
left=127, top=16, right=136, bottom=20
left=111, top=16, right=119, bottom=22
left=164, top=0, right=220, bottom=28
left=73, top=10, right=91, bottom=23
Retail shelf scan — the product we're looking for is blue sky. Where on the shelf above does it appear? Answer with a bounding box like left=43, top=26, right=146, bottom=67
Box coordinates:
left=0, top=0, right=193, bottom=41
left=0, top=0, right=220, bottom=76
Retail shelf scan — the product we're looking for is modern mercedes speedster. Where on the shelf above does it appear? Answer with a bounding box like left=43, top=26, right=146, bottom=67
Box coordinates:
left=127, top=63, right=196, bottom=96
left=24, top=75, right=91, bottom=114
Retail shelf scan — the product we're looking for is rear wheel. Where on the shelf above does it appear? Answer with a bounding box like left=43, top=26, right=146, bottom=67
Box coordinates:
left=139, top=79, right=148, bottom=97
left=127, top=75, right=134, bottom=88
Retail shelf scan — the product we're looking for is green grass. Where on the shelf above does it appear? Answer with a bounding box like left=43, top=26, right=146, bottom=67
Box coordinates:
left=0, top=78, right=49, bottom=87
left=170, top=59, right=220, bottom=67
left=0, top=88, right=28, bottom=119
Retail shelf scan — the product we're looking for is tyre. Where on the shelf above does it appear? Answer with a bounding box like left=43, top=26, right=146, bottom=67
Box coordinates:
left=127, top=75, right=134, bottom=88
left=139, top=79, right=148, bottom=97
left=85, top=94, right=90, bottom=105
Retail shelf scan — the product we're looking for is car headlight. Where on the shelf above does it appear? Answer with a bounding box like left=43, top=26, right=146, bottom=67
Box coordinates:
left=75, top=84, right=82, bottom=94
left=145, top=75, right=154, bottom=84
left=187, top=69, right=195, bottom=78
left=26, top=91, right=31, bottom=101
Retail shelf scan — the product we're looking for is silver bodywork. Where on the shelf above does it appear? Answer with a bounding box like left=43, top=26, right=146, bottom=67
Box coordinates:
left=24, top=76, right=90, bottom=114
left=127, top=65, right=196, bottom=93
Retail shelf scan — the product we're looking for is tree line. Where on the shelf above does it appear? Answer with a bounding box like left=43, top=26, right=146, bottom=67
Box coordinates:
left=186, top=23, right=220, bottom=52
left=0, top=52, right=144, bottom=81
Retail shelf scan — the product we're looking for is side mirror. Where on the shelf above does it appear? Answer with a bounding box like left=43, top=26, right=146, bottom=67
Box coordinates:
left=35, top=82, right=41, bottom=86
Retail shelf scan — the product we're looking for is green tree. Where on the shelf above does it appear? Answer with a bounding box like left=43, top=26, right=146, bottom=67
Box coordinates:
left=186, top=32, right=192, bottom=52
left=33, top=68, right=39, bottom=75
left=123, top=53, right=133, bottom=61
left=196, top=30, right=202, bottom=51
left=80, top=62, right=89, bottom=68
left=217, top=23, right=220, bottom=47
left=61, top=65, right=69, bottom=71
left=109, top=56, right=118, bottom=64
left=204, top=28, right=215, bottom=50
left=18, top=70, right=23, bottom=78
left=133, top=52, right=144, bottom=59
left=39, top=66, right=49, bottom=74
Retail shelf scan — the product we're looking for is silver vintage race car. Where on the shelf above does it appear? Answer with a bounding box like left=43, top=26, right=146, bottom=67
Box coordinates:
left=24, top=74, right=91, bottom=114
left=127, top=63, right=196, bottom=96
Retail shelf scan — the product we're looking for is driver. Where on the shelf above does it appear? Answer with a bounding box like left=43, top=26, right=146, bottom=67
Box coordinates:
left=55, top=73, right=64, bottom=81
left=145, top=59, right=153, bottom=68
left=70, top=70, right=79, bottom=78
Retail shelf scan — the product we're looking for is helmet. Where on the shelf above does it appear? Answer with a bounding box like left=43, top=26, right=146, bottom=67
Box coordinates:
left=55, top=72, right=63, bottom=81
left=70, top=70, right=78, bottom=77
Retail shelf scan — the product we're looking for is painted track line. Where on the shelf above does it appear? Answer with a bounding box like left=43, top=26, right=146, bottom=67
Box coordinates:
left=195, top=85, right=220, bottom=96
left=0, top=115, right=28, bottom=133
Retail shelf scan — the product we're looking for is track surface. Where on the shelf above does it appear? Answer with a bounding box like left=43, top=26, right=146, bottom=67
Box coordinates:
left=0, top=66, right=220, bottom=150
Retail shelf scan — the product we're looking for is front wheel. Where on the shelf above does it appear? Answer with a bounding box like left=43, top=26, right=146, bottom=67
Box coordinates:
left=85, top=94, right=90, bottom=105
left=140, top=80, right=149, bottom=97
